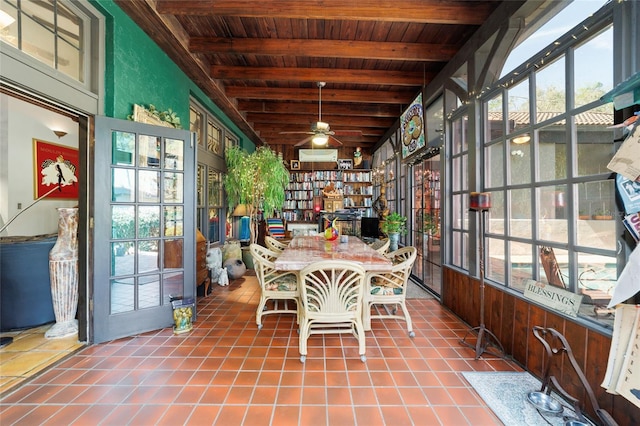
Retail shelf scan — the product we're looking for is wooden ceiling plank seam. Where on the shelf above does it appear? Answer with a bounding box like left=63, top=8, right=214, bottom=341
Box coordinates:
left=155, top=0, right=496, bottom=26
left=210, top=66, right=429, bottom=86
left=236, top=100, right=401, bottom=117
left=225, top=86, right=416, bottom=104
left=189, top=38, right=458, bottom=62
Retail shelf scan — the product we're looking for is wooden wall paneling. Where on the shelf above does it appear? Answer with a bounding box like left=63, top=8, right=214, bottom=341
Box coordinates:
left=585, top=329, right=622, bottom=423
left=486, top=285, right=504, bottom=348
left=512, top=297, right=530, bottom=367
left=552, top=315, right=587, bottom=413
left=527, top=305, right=548, bottom=379
left=441, top=268, right=636, bottom=425
left=499, top=292, right=516, bottom=355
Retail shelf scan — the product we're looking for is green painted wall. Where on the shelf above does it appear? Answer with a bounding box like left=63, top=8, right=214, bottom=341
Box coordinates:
left=91, top=1, right=254, bottom=151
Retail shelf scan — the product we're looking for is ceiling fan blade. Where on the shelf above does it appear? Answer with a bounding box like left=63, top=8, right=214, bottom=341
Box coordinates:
left=333, top=130, right=362, bottom=137
left=294, top=135, right=314, bottom=147
left=279, top=131, right=314, bottom=135
left=328, top=135, right=344, bottom=146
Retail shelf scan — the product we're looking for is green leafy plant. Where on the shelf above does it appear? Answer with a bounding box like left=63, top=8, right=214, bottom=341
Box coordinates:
left=423, top=213, right=438, bottom=236
left=224, top=145, right=290, bottom=244
left=380, top=211, right=407, bottom=236
left=127, top=104, right=182, bottom=128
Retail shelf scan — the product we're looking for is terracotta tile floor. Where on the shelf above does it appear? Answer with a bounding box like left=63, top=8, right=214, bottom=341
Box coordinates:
left=0, top=275, right=522, bottom=425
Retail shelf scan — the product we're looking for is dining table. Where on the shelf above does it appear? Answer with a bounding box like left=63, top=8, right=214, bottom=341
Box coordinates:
left=274, top=235, right=393, bottom=273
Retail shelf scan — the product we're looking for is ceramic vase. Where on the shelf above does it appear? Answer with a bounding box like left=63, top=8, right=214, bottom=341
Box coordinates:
left=45, top=207, right=79, bottom=339
left=389, top=232, right=400, bottom=252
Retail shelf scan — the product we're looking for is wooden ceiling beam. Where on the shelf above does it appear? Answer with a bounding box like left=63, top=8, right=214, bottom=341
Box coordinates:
left=156, top=0, right=493, bottom=25
left=212, top=66, right=431, bottom=86
left=238, top=100, right=402, bottom=117
left=226, top=87, right=416, bottom=104
left=190, top=38, right=456, bottom=62
left=255, top=125, right=384, bottom=137
left=246, top=113, right=395, bottom=128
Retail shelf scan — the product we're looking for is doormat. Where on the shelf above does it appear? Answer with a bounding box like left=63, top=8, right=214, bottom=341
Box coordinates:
left=461, top=371, right=594, bottom=426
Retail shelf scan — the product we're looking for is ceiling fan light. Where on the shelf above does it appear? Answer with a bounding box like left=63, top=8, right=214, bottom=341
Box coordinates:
left=312, top=133, right=329, bottom=145
left=314, top=121, right=330, bottom=131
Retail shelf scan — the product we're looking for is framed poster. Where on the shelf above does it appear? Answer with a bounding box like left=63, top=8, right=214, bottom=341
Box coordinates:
left=33, top=139, right=79, bottom=199
left=401, top=92, right=425, bottom=159
left=290, top=160, right=300, bottom=170
left=338, top=159, right=353, bottom=170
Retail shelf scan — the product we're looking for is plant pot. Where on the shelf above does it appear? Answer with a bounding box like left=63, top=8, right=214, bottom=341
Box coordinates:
left=388, top=232, right=400, bottom=252
left=592, top=215, right=613, bottom=220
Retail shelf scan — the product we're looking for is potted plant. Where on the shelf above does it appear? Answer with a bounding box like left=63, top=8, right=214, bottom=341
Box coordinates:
left=592, top=209, right=613, bottom=220
left=224, top=146, right=290, bottom=244
left=380, top=211, right=407, bottom=251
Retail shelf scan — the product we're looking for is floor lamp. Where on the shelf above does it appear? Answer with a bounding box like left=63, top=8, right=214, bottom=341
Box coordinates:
left=461, top=192, right=505, bottom=359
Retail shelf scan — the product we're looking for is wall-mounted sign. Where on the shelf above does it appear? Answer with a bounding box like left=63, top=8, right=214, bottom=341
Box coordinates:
left=401, top=92, right=425, bottom=159
left=523, top=279, right=583, bottom=317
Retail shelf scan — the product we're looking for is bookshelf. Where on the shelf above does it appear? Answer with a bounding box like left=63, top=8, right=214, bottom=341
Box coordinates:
left=284, top=170, right=373, bottom=222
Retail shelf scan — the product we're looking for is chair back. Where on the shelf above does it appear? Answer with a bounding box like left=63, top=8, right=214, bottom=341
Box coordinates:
left=370, top=238, right=390, bottom=254
left=250, top=243, right=280, bottom=287
left=265, top=235, right=288, bottom=253
left=375, top=246, right=418, bottom=292
left=266, top=218, right=287, bottom=239
left=299, top=260, right=366, bottom=319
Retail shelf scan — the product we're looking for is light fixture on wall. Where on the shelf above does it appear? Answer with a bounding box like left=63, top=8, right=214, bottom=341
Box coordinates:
left=53, top=130, right=68, bottom=139
left=511, top=134, right=530, bottom=144
left=312, top=133, right=329, bottom=146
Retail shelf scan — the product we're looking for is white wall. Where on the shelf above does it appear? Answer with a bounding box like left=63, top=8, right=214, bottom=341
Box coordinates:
left=0, top=94, right=79, bottom=236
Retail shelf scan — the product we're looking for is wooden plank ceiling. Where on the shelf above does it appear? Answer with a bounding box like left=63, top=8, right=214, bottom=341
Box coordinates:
left=115, top=0, right=502, bottom=152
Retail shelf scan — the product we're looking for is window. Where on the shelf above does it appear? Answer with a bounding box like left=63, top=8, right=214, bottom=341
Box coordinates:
left=190, top=99, right=237, bottom=242
left=449, top=112, right=470, bottom=270
left=480, top=7, right=616, bottom=327
left=1, top=0, right=88, bottom=83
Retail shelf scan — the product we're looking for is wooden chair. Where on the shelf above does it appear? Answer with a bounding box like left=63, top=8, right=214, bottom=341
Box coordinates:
left=264, top=235, right=288, bottom=254
left=368, top=238, right=390, bottom=254
left=298, top=260, right=367, bottom=363
left=364, top=246, right=417, bottom=337
left=249, top=244, right=299, bottom=330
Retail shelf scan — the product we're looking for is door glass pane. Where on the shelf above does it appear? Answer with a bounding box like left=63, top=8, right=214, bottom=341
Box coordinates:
left=164, top=172, right=184, bottom=203
left=539, top=247, right=568, bottom=287
left=487, top=191, right=504, bottom=235
left=164, top=239, right=183, bottom=269
left=164, top=206, right=183, bottom=236
left=111, top=277, right=134, bottom=314
left=197, top=165, right=205, bottom=206
left=209, top=208, right=220, bottom=242
left=112, top=131, right=135, bottom=166
left=165, top=138, right=184, bottom=170
left=139, top=135, right=161, bottom=167
left=112, top=168, right=134, bottom=202
left=208, top=170, right=222, bottom=206
left=138, top=206, right=160, bottom=238
left=139, top=170, right=160, bottom=203
left=111, top=242, right=134, bottom=276
left=164, top=272, right=184, bottom=304
left=137, top=240, right=159, bottom=274
left=138, top=275, right=161, bottom=309
left=112, top=205, right=135, bottom=239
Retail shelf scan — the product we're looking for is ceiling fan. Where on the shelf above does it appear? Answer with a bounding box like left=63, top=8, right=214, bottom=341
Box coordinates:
left=280, top=82, right=362, bottom=147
